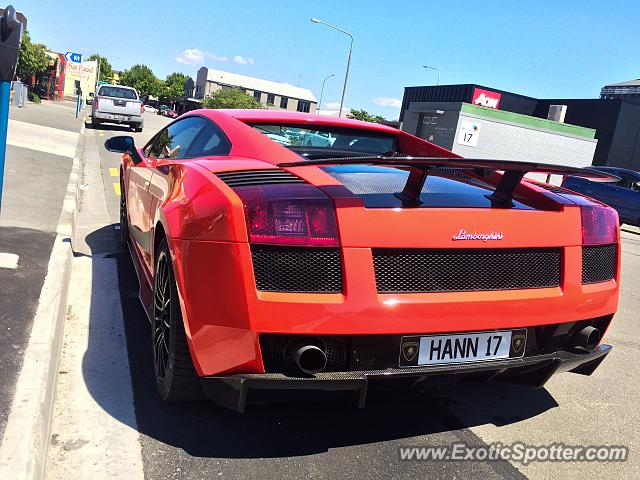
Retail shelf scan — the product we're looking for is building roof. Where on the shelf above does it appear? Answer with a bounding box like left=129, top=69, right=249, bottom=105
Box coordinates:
left=202, top=68, right=316, bottom=102
left=603, top=79, right=640, bottom=88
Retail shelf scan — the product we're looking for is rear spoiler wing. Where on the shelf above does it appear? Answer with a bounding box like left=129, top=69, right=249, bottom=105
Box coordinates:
left=278, top=156, right=620, bottom=208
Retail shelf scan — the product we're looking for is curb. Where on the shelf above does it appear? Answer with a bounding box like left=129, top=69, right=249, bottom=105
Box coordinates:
left=0, top=122, right=84, bottom=479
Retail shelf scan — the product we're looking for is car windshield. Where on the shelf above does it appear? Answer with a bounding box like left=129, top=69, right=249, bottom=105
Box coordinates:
left=98, top=86, right=138, bottom=99
left=250, top=123, right=397, bottom=155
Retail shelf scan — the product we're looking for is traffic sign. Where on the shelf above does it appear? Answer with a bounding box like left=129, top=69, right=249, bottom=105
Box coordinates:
left=65, top=51, right=82, bottom=63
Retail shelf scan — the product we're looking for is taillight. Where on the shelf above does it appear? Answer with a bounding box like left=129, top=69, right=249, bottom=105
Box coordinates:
left=581, top=205, right=618, bottom=245
left=94, top=97, right=98, bottom=110
left=235, top=184, right=339, bottom=246
left=140, top=103, right=144, bottom=114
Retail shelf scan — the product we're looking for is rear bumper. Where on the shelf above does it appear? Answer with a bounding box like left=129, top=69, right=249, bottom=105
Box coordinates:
left=201, top=344, right=612, bottom=412
left=169, top=240, right=619, bottom=377
left=93, top=110, right=143, bottom=125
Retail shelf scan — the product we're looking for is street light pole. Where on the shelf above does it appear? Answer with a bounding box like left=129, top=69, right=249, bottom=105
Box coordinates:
left=318, top=73, right=334, bottom=114
left=423, top=65, right=440, bottom=86
left=95, top=55, right=100, bottom=92
left=311, top=18, right=353, bottom=118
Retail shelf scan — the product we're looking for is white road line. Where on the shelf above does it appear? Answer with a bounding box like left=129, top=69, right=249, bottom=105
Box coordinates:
left=0, top=252, right=19, bottom=269
left=7, top=120, right=79, bottom=158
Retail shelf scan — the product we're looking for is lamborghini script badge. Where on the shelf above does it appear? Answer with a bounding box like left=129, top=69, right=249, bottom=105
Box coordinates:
left=402, top=341, right=419, bottom=362
left=512, top=334, right=526, bottom=354
left=452, top=229, right=504, bottom=241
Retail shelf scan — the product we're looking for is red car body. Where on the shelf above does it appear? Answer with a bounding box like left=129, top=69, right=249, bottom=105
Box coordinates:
left=113, top=109, right=620, bottom=411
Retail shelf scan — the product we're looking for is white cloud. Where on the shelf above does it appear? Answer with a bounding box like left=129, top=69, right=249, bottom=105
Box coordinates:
left=373, top=97, right=402, bottom=108
left=324, top=102, right=341, bottom=110
left=176, top=49, right=227, bottom=66
left=233, top=55, right=255, bottom=65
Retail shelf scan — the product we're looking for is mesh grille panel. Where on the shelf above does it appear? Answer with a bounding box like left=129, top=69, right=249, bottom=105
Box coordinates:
left=373, top=248, right=561, bottom=293
left=582, top=244, right=617, bottom=284
left=251, top=245, right=342, bottom=293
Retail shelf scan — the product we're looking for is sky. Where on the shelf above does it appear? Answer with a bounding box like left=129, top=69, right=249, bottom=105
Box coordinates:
left=16, top=0, right=640, bottom=120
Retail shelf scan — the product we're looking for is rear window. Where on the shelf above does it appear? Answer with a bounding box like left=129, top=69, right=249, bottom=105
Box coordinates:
left=98, top=86, right=138, bottom=100
left=250, top=123, right=397, bottom=155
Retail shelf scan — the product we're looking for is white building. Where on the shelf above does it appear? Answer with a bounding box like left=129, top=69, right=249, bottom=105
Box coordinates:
left=195, top=67, right=317, bottom=113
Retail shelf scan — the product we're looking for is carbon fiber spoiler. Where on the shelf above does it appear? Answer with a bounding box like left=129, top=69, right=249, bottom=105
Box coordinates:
left=278, top=156, right=619, bottom=208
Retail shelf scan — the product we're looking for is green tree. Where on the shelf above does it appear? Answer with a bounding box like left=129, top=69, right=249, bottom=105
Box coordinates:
left=119, top=64, right=161, bottom=97
left=87, top=54, right=113, bottom=82
left=202, top=87, right=263, bottom=109
left=162, top=72, right=188, bottom=98
left=16, top=31, right=49, bottom=80
left=347, top=109, right=387, bottom=124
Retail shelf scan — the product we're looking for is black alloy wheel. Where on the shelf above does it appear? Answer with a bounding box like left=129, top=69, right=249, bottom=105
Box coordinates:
left=151, top=239, right=201, bottom=402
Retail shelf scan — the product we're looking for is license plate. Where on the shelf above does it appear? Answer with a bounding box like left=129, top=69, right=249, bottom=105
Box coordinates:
left=399, top=329, right=527, bottom=368
left=106, top=114, right=126, bottom=121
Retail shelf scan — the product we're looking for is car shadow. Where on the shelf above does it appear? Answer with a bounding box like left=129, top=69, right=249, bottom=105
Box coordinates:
left=84, top=120, right=134, bottom=133
left=82, top=225, right=559, bottom=460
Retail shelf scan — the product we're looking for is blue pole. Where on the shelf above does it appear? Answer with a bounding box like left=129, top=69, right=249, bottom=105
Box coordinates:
left=0, top=80, right=11, bottom=213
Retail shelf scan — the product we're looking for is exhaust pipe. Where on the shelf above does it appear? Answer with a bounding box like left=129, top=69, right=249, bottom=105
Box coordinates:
left=290, top=342, right=327, bottom=375
left=573, top=326, right=600, bottom=350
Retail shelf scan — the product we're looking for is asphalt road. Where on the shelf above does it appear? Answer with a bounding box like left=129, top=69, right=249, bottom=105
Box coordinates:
left=49, top=110, right=640, bottom=479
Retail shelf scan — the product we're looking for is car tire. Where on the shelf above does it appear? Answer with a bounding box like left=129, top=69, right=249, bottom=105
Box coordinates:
left=152, top=239, right=201, bottom=402
left=135, top=125, right=143, bottom=133
left=119, top=184, right=129, bottom=249
left=91, top=117, right=99, bottom=128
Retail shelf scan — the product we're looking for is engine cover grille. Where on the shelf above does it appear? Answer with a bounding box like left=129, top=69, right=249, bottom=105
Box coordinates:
left=251, top=245, right=342, bottom=293
left=216, top=169, right=304, bottom=187
left=373, top=248, right=562, bottom=293
left=582, top=244, right=617, bottom=284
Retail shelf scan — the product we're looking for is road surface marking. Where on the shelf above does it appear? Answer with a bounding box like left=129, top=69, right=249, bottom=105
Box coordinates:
left=113, top=183, right=121, bottom=196
left=108, top=168, right=119, bottom=177
left=0, top=252, right=19, bottom=269
left=7, top=120, right=79, bottom=158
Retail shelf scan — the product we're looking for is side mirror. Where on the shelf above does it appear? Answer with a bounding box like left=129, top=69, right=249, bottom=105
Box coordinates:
left=105, top=136, right=135, bottom=154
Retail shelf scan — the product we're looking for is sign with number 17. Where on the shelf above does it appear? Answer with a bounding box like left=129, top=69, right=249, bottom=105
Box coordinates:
left=457, top=120, right=480, bottom=147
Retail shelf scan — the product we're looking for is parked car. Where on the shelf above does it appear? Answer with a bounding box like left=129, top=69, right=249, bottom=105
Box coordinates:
left=562, top=166, right=640, bottom=226
left=105, top=109, right=619, bottom=412
left=144, top=104, right=158, bottom=114
left=86, top=92, right=94, bottom=105
left=164, top=108, right=178, bottom=119
left=158, top=105, right=178, bottom=118
left=91, top=84, right=144, bottom=132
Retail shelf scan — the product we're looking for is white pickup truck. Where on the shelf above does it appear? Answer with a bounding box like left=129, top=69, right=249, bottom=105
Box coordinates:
left=91, top=84, right=144, bottom=132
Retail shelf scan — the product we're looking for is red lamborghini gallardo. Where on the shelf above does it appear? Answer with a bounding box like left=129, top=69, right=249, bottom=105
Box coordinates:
left=105, top=109, right=620, bottom=412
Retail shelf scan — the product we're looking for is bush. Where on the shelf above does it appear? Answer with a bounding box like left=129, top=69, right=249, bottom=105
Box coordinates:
left=27, top=90, right=41, bottom=103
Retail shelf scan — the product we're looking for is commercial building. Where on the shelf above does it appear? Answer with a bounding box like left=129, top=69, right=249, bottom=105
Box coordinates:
left=400, top=84, right=640, bottom=171
left=34, top=53, right=97, bottom=101
left=195, top=67, right=317, bottom=113
left=63, top=60, right=97, bottom=100
left=600, top=79, right=640, bottom=100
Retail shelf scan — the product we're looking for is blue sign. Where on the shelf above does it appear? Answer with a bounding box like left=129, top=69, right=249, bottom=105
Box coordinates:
left=64, top=52, right=82, bottom=63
